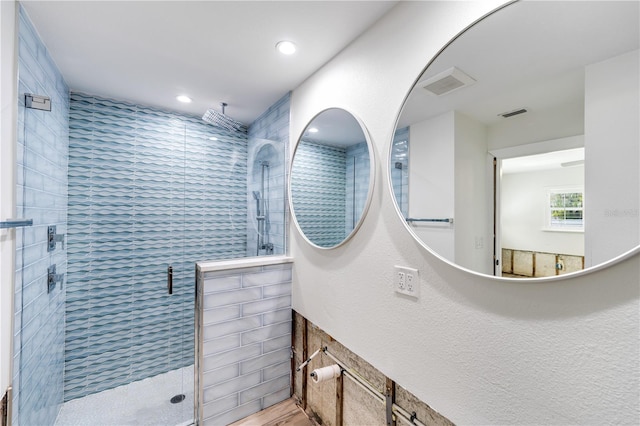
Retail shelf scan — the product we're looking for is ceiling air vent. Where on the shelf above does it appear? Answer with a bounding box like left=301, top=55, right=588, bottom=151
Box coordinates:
left=499, top=108, right=528, bottom=118
left=420, top=67, right=476, bottom=96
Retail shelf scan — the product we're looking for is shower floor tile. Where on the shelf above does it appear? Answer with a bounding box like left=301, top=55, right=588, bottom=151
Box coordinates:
left=55, top=366, right=194, bottom=426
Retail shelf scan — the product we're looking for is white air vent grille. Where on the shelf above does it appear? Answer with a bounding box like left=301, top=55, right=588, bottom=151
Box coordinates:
left=499, top=108, right=528, bottom=118
left=420, top=67, right=476, bottom=96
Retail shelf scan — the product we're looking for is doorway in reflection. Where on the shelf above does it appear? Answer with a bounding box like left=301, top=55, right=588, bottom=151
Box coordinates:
left=498, top=147, right=585, bottom=278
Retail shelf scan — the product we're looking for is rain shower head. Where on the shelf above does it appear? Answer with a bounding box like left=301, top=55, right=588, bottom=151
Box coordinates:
left=202, top=102, right=247, bottom=133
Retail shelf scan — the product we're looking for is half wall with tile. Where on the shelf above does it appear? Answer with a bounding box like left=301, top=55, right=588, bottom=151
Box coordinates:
left=196, top=257, right=293, bottom=425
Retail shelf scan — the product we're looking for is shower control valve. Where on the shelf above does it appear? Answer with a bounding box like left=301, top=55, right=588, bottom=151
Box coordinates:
left=47, top=264, right=64, bottom=293
left=48, top=225, right=65, bottom=252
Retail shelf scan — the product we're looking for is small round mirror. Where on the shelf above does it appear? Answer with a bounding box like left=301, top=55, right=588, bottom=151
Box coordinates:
left=390, top=0, right=639, bottom=278
left=290, top=108, right=375, bottom=249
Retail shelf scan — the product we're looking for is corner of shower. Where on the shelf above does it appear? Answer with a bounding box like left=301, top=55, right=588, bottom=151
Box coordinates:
left=247, top=139, right=286, bottom=257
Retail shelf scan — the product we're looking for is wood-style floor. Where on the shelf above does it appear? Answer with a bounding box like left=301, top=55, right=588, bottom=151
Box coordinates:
left=230, top=398, right=313, bottom=426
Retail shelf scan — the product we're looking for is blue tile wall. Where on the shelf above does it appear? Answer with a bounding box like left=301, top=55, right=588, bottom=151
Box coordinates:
left=345, top=141, right=370, bottom=233
left=291, top=141, right=347, bottom=247
left=13, top=6, right=69, bottom=426
left=66, top=92, right=249, bottom=401
left=247, top=93, right=290, bottom=256
left=290, top=138, right=370, bottom=247
left=391, top=127, right=409, bottom=217
left=198, top=261, right=292, bottom=425
left=248, top=93, right=290, bottom=146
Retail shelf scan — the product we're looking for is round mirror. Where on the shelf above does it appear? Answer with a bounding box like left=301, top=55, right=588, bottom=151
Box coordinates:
left=290, top=108, right=374, bottom=249
left=390, top=0, right=639, bottom=278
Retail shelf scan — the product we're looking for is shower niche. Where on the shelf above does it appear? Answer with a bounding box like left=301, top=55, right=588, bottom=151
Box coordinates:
left=247, top=139, right=286, bottom=256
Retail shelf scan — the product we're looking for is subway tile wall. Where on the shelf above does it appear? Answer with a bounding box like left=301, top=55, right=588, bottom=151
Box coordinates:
left=198, top=261, right=293, bottom=425
left=66, top=92, right=249, bottom=401
left=247, top=93, right=290, bottom=257
left=13, top=6, right=69, bottom=426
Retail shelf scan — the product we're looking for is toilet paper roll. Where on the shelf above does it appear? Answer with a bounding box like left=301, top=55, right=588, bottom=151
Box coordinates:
left=310, top=364, right=341, bottom=383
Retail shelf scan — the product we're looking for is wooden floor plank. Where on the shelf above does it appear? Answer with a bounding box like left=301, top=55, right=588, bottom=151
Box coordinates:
left=230, top=398, right=313, bottom=426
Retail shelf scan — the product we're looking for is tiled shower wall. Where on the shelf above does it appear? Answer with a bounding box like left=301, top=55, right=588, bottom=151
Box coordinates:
left=291, top=139, right=370, bottom=246
left=13, top=6, right=69, bottom=425
left=197, top=260, right=293, bottom=425
left=246, top=93, right=290, bottom=256
left=291, top=141, right=347, bottom=247
left=66, top=92, right=249, bottom=400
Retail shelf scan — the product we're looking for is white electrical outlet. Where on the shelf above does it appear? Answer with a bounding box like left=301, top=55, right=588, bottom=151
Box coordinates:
left=394, top=266, right=419, bottom=298
left=397, top=270, right=406, bottom=290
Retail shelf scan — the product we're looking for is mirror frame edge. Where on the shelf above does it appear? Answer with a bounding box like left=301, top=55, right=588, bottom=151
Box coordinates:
left=289, top=107, right=377, bottom=250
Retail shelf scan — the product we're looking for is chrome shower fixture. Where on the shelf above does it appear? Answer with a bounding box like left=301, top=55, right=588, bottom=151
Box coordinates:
left=25, top=93, right=51, bottom=111
left=202, top=102, right=247, bottom=133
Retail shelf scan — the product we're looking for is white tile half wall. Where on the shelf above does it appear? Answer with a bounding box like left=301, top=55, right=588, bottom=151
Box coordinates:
left=196, top=256, right=294, bottom=425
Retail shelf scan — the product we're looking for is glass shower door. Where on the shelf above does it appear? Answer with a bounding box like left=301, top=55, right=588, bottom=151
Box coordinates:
left=131, top=117, right=193, bottom=425
left=60, top=98, right=194, bottom=425
left=12, top=92, right=67, bottom=426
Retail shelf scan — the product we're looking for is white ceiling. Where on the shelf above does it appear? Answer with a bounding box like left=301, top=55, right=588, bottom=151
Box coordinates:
left=20, top=0, right=397, bottom=126
left=501, top=148, right=584, bottom=174
left=398, top=0, right=640, bottom=129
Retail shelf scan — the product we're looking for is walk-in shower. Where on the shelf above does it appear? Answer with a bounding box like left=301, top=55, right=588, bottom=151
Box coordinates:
left=12, top=91, right=285, bottom=426
left=13, top=9, right=290, bottom=425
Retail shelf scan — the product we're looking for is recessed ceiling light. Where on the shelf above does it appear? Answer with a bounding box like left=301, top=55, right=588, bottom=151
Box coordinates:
left=209, top=136, right=218, bottom=141
left=176, top=95, right=192, bottom=103
left=276, top=41, right=296, bottom=55
left=308, top=127, right=319, bottom=133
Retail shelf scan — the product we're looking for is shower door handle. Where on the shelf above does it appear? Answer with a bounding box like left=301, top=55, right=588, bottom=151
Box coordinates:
left=167, top=265, right=173, bottom=295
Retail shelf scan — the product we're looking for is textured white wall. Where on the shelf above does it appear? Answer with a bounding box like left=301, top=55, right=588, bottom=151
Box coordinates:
left=454, top=111, right=491, bottom=274
left=585, top=49, right=640, bottom=267
left=409, top=111, right=455, bottom=261
left=290, top=2, right=640, bottom=425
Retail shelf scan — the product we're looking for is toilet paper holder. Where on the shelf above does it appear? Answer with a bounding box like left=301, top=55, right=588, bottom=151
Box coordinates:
left=296, top=347, right=322, bottom=372
left=310, top=364, right=343, bottom=383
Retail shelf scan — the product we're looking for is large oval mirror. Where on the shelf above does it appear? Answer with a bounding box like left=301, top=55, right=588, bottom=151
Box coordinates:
left=390, top=0, right=639, bottom=278
left=290, top=108, right=374, bottom=249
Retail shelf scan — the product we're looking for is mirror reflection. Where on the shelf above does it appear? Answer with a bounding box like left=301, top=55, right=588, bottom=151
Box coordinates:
left=391, top=0, right=639, bottom=278
left=291, top=108, right=374, bottom=248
